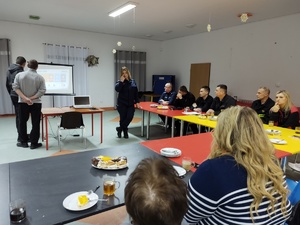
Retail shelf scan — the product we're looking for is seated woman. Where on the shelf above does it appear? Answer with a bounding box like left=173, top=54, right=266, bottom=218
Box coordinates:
left=270, top=90, right=299, bottom=129
left=124, top=158, right=188, bottom=225
left=184, top=106, right=292, bottom=224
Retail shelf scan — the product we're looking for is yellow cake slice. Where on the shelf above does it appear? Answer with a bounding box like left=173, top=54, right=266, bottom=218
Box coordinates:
left=78, top=195, right=89, bottom=207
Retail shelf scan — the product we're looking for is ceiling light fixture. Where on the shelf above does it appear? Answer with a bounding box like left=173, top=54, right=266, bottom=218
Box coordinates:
left=238, top=12, right=253, bottom=23
left=109, top=2, right=137, bottom=17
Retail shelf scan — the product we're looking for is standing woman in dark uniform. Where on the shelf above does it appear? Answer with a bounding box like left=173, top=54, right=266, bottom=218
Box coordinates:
left=115, top=67, right=140, bottom=139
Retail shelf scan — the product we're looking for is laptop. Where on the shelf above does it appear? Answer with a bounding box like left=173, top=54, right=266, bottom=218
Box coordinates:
left=73, top=95, right=93, bottom=108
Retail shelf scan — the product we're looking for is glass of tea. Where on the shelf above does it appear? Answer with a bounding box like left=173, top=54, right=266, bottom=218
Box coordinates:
left=182, top=157, right=193, bottom=171
left=9, top=199, right=26, bottom=223
left=103, top=177, right=120, bottom=196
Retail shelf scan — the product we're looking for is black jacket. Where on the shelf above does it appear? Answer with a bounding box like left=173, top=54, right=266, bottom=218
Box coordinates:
left=251, top=98, right=274, bottom=124
left=210, top=94, right=236, bottom=115
left=6, top=64, right=24, bottom=97
left=191, top=95, right=213, bottom=112
left=115, top=79, right=139, bottom=107
left=173, top=92, right=195, bottom=109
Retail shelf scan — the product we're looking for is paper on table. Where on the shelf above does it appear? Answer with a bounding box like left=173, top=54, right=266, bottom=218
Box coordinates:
left=182, top=112, right=200, bottom=115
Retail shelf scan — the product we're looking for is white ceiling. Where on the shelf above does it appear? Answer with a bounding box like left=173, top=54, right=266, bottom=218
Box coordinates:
left=1, top=0, right=300, bottom=41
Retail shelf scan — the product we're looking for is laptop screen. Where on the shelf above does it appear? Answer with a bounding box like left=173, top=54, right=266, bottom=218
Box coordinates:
left=73, top=96, right=90, bottom=106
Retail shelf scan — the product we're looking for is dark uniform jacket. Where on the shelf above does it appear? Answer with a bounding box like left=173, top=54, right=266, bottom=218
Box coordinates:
left=270, top=105, right=299, bottom=129
left=191, top=95, right=213, bottom=112
left=251, top=98, right=274, bottom=124
left=173, top=92, right=195, bottom=109
left=210, top=94, right=236, bottom=115
left=115, top=79, right=139, bottom=107
left=159, top=91, right=176, bottom=105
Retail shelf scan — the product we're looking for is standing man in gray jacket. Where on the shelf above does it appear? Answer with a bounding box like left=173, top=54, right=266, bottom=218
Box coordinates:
left=13, top=59, right=46, bottom=149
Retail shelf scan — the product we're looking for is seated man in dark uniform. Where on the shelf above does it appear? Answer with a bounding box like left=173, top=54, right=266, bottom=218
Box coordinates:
left=251, top=87, right=274, bottom=124
left=190, top=85, right=213, bottom=133
left=173, top=85, right=196, bottom=136
left=206, top=84, right=236, bottom=116
left=158, top=82, right=176, bottom=127
left=191, top=86, right=213, bottom=113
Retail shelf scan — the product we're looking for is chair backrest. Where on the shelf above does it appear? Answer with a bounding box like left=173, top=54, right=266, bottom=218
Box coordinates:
left=289, top=181, right=300, bottom=206
left=60, top=112, right=84, bottom=129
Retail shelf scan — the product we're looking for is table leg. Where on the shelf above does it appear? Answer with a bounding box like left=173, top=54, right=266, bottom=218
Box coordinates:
left=141, top=110, right=144, bottom=137
left=164, top=116, right=168, bottom=133
left=171, top=118, right=175, bottom=137
left=280, top=156, right=287, bottom=172
left=100, top=112, right=103, bottom=143
left=45, top=115, right=49, bottom=150
left=91, top=114, right=94, bottom=136
left=146, top=111, right=150, bottom=140
left=180, top=120, right=184, bottom=136
left=41, top=114, right=44, bottom=141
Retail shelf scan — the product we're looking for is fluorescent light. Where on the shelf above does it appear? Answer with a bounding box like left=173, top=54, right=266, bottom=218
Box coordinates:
left=109, top=2, right=137, bottom=17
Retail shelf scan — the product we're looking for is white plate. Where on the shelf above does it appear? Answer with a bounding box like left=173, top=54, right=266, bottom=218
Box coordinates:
left=173, top=166, right=186, bottom=176
left=150, top=104, right=158, bottom=107
left=269, top=138, right=287, bottom=145
left=209, top=116, right=218, bottom=121
left=182, top=112, right=200, bottom=115
left=91, top=163, right=128, bottom=170
left=265, top=129, right=282, bottom=135
left=63, top=191, right=98, bottom=211
left=160, top=148, right=182, bottom=157
left=157, top=106, right=169, bottom=110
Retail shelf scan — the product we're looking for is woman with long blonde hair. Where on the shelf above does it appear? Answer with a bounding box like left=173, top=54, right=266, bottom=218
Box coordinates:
left=270, top=90, right=299, bottom=129
left=184, top=106, right=292, bottom=224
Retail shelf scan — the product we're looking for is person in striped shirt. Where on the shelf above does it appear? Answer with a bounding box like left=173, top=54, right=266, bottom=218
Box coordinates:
left=184, top=106, right=292, bottom=225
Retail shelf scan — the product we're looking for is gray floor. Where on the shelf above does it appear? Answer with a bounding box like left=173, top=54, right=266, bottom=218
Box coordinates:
left=0, top=109, right=171, bottom=164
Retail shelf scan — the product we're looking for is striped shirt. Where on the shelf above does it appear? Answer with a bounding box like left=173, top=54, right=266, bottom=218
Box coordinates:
left=184, top=155, right=292, bottom=225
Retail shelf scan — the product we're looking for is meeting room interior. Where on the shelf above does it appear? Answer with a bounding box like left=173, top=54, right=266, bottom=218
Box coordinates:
left=0, top=0, right=300, bottom=225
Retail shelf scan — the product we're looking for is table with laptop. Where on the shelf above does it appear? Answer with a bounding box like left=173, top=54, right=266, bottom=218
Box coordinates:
left=41, top=95, right=104, bottom=150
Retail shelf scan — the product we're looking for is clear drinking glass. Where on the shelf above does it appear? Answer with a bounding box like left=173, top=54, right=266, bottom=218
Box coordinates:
left=9, top=199, right=26, bottom=223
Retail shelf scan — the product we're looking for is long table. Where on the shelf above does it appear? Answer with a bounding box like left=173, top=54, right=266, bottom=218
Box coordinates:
left=2, top=143, right=192, bottom=225
left=41, top=107, right=104, bottom=150
left=138, top=102, right=184, bottom=139
left=140, top=133, right=292, bottom=172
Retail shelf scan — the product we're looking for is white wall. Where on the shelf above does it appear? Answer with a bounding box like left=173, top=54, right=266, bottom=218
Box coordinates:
left=2, top=13, right=300, bottom=108
left=0, top=21, right=162, bottom=107
left=161, top=13, right=300, bottom=106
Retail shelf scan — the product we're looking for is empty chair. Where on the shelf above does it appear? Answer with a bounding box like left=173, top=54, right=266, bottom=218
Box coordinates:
left=57, top=111, right=86, bottom=150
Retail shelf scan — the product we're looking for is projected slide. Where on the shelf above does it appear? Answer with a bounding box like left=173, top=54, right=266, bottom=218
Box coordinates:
left=37, top=63, right=74, bottom=95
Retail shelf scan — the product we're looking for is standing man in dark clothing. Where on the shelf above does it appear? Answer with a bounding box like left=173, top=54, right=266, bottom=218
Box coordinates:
left=173, top=85, right=196, bottom=136
left=6, top=56, right=26, bottom=143
left=191, top=86, right=213, bottom=113
left=115, top=66, right=140, bottom=139
left=251, top=87, right=274, bottom=124
left=13, top=59, right=46, bottom=149
left=158, top=82, right=176, bottom=127
left=206, top=84, right=236, bottom=116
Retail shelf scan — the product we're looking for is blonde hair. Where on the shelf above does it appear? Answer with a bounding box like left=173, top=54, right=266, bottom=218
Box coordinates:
left=276, top=90, right=292, bottom=113
left=209, top=106, right=288, bottom=219
left=121, top=66, right=132, bottom=80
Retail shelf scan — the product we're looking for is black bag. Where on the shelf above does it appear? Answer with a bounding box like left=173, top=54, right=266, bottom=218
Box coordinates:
left=286, top=201, right=300, bottom=225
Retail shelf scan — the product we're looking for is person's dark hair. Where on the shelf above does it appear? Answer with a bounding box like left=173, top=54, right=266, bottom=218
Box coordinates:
left=27, top=59, right=38, bottom=70
left=217, top=84, right=227, bottom=94
left=16, top=56, right=26, bottom=65
left=125, top=158, right=188, bottom=225
left=179, top=85, right=188, bottom=93
left=201, top=85, right=210, bottom=93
